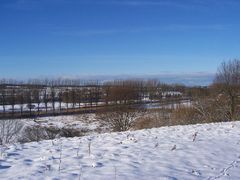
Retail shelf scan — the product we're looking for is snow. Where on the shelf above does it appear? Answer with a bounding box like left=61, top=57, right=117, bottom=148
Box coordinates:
left=28, top=114, right=99, bottom=131
left=144, top=100, right=192, bottom=110
left=1, top=121, right=240, bottom=179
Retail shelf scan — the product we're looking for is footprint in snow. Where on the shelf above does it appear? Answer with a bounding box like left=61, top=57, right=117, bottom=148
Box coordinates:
left=92, top=162, right=104, bottom=168
left=160, top=176, right=178, bottom=180
left=171, top=145, right=177, bottom=151
left=24, top=159, right=33, bottom=166
left=0, top=164, right=11, bottom=169
left=112, top=153, right=120, bottom=157
left=7, top=152, right=20, bottom=157
left=191, top=169, right=201, bottom=176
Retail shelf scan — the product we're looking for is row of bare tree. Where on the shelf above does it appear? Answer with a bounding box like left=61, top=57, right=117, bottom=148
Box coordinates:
left=0, top=80, right=185, bottom=118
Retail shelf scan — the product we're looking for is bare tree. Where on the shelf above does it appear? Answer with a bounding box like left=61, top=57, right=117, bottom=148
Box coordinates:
left=146, top=79, right=159, bottom=102
left=76, top=89, right=82, bottom=109
left=63, top=88, right=69, bottom=112
left=82, top=87, right=88, bottom=108
left=0, top=120, right=23, bottom=145
left=33, top=88, right=41, bottom=116
left=43, top=88, right=48, bottom=113
left=103, top=85, right=110, bottom=105
left=58, top=89, right=63, bottom=112
left=69, top=89, right=76, bottom=109
left=26, top=88, right=33, bottom=116
left=94, top=85, right=101, bottom=107
left=97, top=105, right=145, bottom=132
left=88, top=88, right=94, bottom=108
left=0, top=87, right=6, bottom=116
left=9, top=89, right=16, bottom=116
left=213, top=59, right=240, bottom=120
left=16, top=89, right=25, bottom=116
left=50, top=86, right=56, bottom=114
left=106, top=81, right=139, bottom=105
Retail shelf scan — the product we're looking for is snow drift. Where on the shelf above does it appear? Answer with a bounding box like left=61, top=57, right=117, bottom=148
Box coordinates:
left=0, top=121, right=240, bottom=179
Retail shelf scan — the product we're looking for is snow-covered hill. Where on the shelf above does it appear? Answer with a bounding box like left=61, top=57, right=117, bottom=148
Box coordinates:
left=1, top=121, right=240, bottom=180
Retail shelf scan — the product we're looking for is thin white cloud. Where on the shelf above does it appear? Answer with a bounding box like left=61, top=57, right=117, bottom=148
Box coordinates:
left=51, top=24, right=231, bottom=37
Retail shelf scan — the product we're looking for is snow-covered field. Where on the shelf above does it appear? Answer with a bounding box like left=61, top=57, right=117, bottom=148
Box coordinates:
left=1, top=121, right=240, bottom=179
left=25, top=114, right=100, bottom=132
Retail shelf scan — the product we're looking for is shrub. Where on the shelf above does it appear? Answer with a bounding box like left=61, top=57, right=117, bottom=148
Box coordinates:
left=0, top=120, right=23, bottom=145
left=97, top=105, right=145, bottom=132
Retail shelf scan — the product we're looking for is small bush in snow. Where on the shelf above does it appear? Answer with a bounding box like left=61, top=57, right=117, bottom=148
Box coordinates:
left=0, top=120, right=23, bottom=145
left=97, top=105, right=145, bottom=132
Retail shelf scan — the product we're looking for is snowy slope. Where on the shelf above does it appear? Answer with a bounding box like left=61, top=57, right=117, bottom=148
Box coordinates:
left=1, top=121, right=240, bottom=180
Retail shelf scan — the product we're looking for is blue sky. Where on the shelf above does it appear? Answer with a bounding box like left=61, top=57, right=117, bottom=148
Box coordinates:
left=0, top=0, right=240, bottom=79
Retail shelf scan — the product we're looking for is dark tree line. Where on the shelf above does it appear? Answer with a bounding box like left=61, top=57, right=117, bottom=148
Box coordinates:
left=0, top=79, right=186, bottom=118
